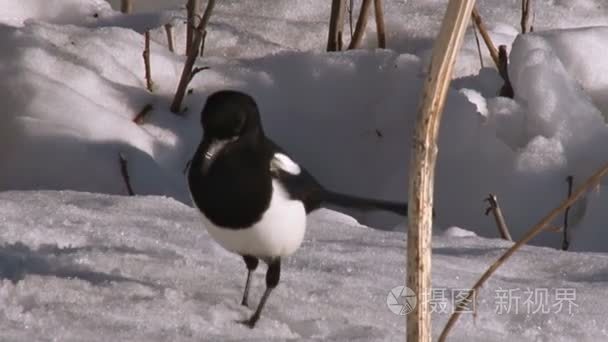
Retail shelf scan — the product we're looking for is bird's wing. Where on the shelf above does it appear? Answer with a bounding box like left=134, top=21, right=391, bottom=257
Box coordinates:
left=266, top=139, right=324, bottom=213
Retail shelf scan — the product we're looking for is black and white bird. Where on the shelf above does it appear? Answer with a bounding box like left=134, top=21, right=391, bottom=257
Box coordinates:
left=187, top=90, right=408, bottom=328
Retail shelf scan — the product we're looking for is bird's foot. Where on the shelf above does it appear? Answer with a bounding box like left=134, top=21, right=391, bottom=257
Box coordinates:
left=237, top=313, right=260, bottom=329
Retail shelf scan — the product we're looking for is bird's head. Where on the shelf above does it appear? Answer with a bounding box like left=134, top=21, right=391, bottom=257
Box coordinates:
left=200, top=90, right=262, bottom=141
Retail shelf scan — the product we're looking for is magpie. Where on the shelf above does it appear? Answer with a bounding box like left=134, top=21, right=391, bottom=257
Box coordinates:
left=187, top=90, right=408, bottom=328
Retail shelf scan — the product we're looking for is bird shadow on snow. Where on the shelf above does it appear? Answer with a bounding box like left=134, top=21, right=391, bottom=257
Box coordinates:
left=0, top=242, right=162, bottom=289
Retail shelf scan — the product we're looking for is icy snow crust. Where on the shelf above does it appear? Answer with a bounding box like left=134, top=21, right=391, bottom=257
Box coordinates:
left=1, top=191, right=607, bottom=341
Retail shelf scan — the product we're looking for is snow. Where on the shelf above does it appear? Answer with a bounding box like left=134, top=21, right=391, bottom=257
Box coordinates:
left=1, top=0, right=608, bottom=339
left=1, top=191, right=608, bottom=341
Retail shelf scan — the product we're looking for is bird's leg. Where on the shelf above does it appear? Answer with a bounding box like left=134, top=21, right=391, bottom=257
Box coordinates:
left=241, top=255, right=259, bottom=307
left=241, top=258, right=281, bottom=328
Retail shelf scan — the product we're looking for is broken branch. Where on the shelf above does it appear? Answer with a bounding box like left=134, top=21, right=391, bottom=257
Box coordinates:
left=484, top=194, right=513, bottom=241
left=133, top=104, right=154, bottom=125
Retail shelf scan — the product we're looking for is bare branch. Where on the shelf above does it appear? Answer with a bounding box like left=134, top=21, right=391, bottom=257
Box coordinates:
left=327, top=0, right=346, bottom=51
left=348, top=0, right=373, bottom=50
left=471, top=7, right=499, bottom=69
left=498, top=45, right=514, bottom=98
left=119, top=153, right=135, bottom=196
left=143, top=31, right=153, bottom=91
left=199, top=30, right=207, bottom=57
left=164, top=24, right=175, bottom=53
left=186, top=0, right=200, bottom=56
left=521, top=0, right=533, bottom=34
left=438, top=162, right=608, bottom=341
left=374, top=0, right=386, bottom=49
left=170, top=0, right=216, bottom=114
left=348, top=0, right=354, bottom=40
left=484, top=194, right=513, bottom=241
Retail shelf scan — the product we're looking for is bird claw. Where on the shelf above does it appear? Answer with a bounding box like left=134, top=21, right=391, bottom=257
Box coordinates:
left=237, top=316, right=258, bottom=329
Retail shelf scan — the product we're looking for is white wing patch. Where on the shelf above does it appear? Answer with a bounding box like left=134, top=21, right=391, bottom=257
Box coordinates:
left=271, top=153, right=301, bottom=175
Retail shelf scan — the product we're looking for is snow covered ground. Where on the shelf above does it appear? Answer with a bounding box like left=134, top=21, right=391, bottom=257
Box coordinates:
left=1, top=0, right=608, bottom=340
left=1, top=191, right=607, bottom=341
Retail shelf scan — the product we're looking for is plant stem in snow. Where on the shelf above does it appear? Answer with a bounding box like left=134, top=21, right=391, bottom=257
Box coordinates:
left=348, top=0, right=373, bottom=50
left=348, top=0, right=354, bottom=40
left=170, top=0, right=216, bottom=114
left=119, top=153, right=135, bottom=196
left=521, top=0, right=532, bottom=34
left=165, top=24, right=175, bottom=53
left=471, top=7, right=499, bottom=70
left=200, top=30, right=207, bottom=57
left=498, top=45, right=514, bottom=98
left=327, top=0, right=346, bottom=51
left=121, top=0, right=132, bottom=14
left=438, top=162, right=608, bottom=342
left=143, top=31, right=153, bottom=91
left=472, top=20, right=484, bottom=68
left=374, top=0, right=386, bottom=49
left=407, top=1, right=475, bottom=341
left=484, top=194, right=513, bottom=241
left=133, top=104, right=154, bottom=125
left=186, top=0, right=200, bottom=56
left=562, top=175, right=574, bottom=250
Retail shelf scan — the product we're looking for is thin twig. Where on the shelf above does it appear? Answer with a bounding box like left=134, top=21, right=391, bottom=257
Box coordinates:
left=484, top=194, right=513, bottom=241
left=164, top=24, right=175, bottom=53
left=348, top=0, right=373, bottom=50
left=133, top=104, right=154, bottom=125
left=498, top=45, right=514, bottom=98
left=472, top=20, right=484, bottom=68
left=471, top=7, right=499, bottom=69
left=189, top=66, right=210, bottom=83
left=438, top=162, right=608, bottom=342
left=143, top=31, right=153, bottom=91
left=170, top=0, right=216, bottom=114
left=374, top=0, right=386, bottom=49
left=562, top=175, right=574, bottom=250
left=119, top=153, right=135, bottom=196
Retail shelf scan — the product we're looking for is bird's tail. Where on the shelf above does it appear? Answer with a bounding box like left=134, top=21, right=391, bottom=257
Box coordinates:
left=322, top=191, right=408, bottom=216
